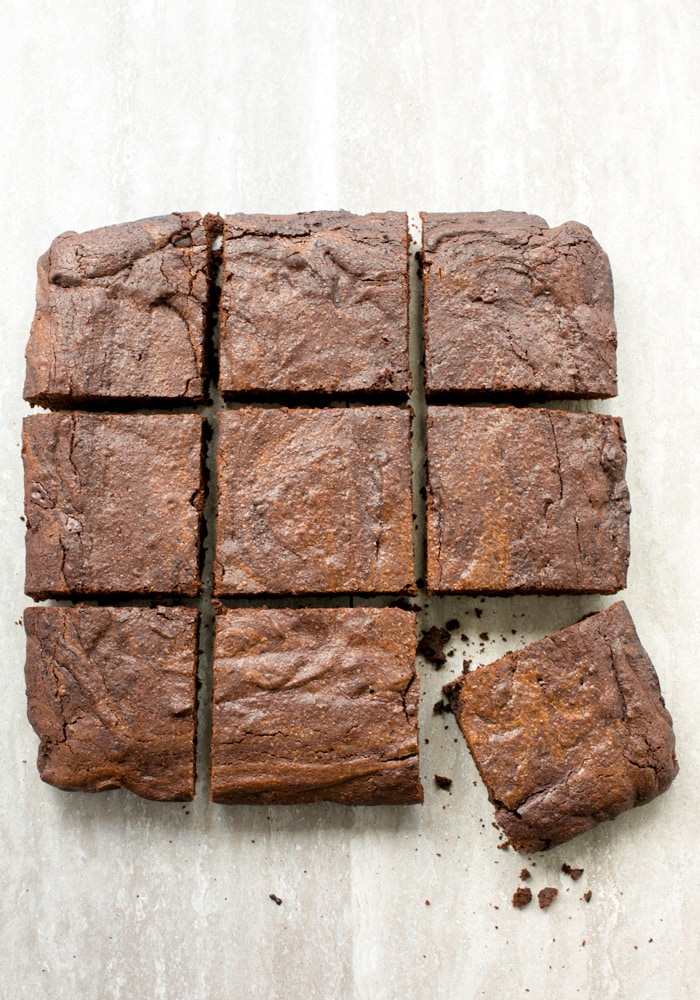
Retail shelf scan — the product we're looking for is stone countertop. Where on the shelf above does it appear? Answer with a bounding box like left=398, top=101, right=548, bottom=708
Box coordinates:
left=1, top=3, right=698, bottom=998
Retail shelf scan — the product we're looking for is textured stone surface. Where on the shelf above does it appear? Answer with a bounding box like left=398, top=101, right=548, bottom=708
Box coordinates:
left=444, top=603, right=678, bottom=852
left=220, top=211, right=410, bottom=395
left=23, top=413, right=203, bottom=598
left=24, top=214, right=210, bottom=407
left=422, top=212, right=617, bottom=398
left=214, top=406, right=414, bottom=595
left=426, top=406, right=631, bottom=594
left=24, top=605, right=198, bottom=801
left=211, top=607, right=422, bottom=804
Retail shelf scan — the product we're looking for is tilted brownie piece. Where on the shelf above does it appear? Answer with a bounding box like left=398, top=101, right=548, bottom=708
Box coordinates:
left=422, top=212, right=617, bottom=398
left=214, top=407, right=414, bottom=595
left=219, top=212, right=410, bottom=396
left=23, top=413, right=203, bottom=599
left=426, top=406, right=630, bottom=594
left=24, top=606, right=198, bottom=800
left=211, top=607, right=422, bottom=805
left=443, top=603, right=678, bottom=852
left=24, top=213, right=213, bottom=407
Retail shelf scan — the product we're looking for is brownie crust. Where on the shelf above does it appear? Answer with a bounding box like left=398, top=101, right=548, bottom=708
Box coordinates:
left=443, top=603, right=678, bottom=852
left=426, top=406, right=630, bottom=594
left=214, top=407, right=415, bottom=595
left=24, top=606, right=198, bottom=800
left=211, top=607, right=422, bottom=805
left=422, top=212, right=617, bottom=398
left=23, top=413, right=204, bottom=599
left=219, top=211, right=410, bottom=396
left=24, top=213, right=211, bottom=407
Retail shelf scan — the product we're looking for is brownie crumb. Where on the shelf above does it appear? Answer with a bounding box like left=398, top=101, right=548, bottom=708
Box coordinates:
left=418, top=626, right=450, bottom=667
left=433, top=699, right=452, bottom=716
left=497, top=841, right=510, bottom=851
left=445, top=618, right=460, bottom=631
left=479, top=632, right=489, bottom=642
left=583, top=890, right=592, bottom=903
left=562, top=864, right=584, bottom=881
left=269, top=894, right=283, bottom=906
left=512, top=887, right=532, bottom=909
left=538, top=888, right=558, bottom=909
left=520, top=868, right=532, bottom=881
left=474, top=608, right=483, bottom=618
left=434, top=774, right=452, bottom=791
left=425, top=900, right=431, bottom=906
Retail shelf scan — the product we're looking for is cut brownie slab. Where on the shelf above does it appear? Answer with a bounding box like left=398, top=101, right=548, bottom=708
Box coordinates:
left=219, top=212, right=410, bottom=396
left=24, top=213, right=212, bottom=407
left=426, top=406, right=630, bottom=594
left=24, top=606, right=198, bottom=801
left=443, top=602, right=678, bottom=852
left=211, top=607, right=422, bottom=805
left=422, top=212, right=617, bottom=398
left=23, top=413, right=203, bottom=599
left=214, top=407, right=414, bottom=595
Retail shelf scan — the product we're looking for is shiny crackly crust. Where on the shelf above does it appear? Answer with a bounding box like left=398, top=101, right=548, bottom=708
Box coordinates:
left=443, top=602, right=678, bottom=852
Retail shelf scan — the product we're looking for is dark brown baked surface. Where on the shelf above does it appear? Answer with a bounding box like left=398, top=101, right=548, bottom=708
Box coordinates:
left=24, top=213, right=210, bottom=407
left=214, top=407, right=415, bottom=595
left=24, top=605, right=198, bottom=801
left=426, top=406, right=630, bottom=594
left=23, top=413, right=203, bottom=599
left=422, top=212, right=617, bottom=398
left=219, top=211, right=410, bottom=396
left=211, top=606, right=422, bottom=805
left=443, top=602, right=678, bottom=852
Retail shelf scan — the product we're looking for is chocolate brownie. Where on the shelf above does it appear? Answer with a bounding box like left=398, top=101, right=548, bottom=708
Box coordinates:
left=443, top=603, right=679, bottom=852
left=219, top=212, right=410, bottom=396
left=24, top=606, right=198, bottom=800
left=23, top=413, right=203, bottom=599
left=213, top=407, right=414, bottom=595
left=24, top=213, right=213, bottom=408
left=421, top=212, right=617, bottom=398
left=211, top=607, right=422, bottom=805
left=426, top=406, right=630, bottom=594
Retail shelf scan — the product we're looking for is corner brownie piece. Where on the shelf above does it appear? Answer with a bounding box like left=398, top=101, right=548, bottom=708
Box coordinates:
left=426, top=406, right=630, bottom=594
left=24, top=213, right=212, bottom=407
left=214, top=407, right=414, bottom=595
left=24, top=606, right=198, bottom=800
left=443, top=603, right=678, bottom=852
left=422, top=212, right=617, bottom=398
left=219, top=212, right=410, bottom=396
left=211, top=607, right=422, bottom=804
left=23, top=413, right=203, bottom=599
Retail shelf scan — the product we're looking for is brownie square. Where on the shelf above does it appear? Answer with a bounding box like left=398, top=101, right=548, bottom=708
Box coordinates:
left=443, top=603, right=678, bottom=852
left=24, top=606, right=199, bottom=801
left=23, top=413, right=204, bottom=599
left=211, top=607, right=422, bottom=804
left=219, top=212, right=410, bottom=396
left=214, top=407, right=414, bottom=595
left=426, top=406, right=630, bottom=594
left=422, top=212, right=617, bottom=398
left=24, top=213, right=212, bottom=407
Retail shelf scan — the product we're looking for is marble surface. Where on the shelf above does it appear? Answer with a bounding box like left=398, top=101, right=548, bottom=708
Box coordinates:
left=2, top=3, right=698, bottom=998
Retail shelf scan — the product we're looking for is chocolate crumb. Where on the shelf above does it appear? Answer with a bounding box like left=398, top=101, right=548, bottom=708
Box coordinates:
left=445, top=618, right=460, bottom=631
left=520, top=868, right=531, bottom=881
left=497, top=842, right=510, bottom=851
left=562, top=864, right=584, bottom=881
left=425, top=900, right=431, bottom=906
left=462, top=659, right=472, bottom=673
left=434, top=774, right=452, bottom=790
left=538, top=888, right=558, bottom=909
left=512, top=887, right=532, bottom=908
left=474, top=608, right=483, bottom=619
left=433, top=699, right=452, bottom=716
left=269, top=894, right=283, bottom=906
left=417, top=626, right=450, bottom=667
left=583, top=890, right=592, bottom=903
left=479, top=632, right=489, bottom=642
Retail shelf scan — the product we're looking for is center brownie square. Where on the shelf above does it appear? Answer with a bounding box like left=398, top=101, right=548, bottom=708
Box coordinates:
left=219, top=211, right=410, bottom=396
left=211, top=607, right=423, bottom=805
left=214, top=407, right=415, bottom=595
left=23, top=413, right=204, bottom=599
left=426, top=406, right=630, bottom=594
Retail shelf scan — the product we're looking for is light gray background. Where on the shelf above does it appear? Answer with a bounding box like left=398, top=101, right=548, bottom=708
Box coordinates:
left=1, top=3, right=698, bottom=998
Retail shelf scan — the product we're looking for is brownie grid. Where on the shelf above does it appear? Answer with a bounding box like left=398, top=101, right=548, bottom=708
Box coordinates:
left=20, top=210, right=661, bottom=837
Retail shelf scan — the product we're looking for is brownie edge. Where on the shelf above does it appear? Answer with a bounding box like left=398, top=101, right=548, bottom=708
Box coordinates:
left=443, top=603, right=678, bottom=852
